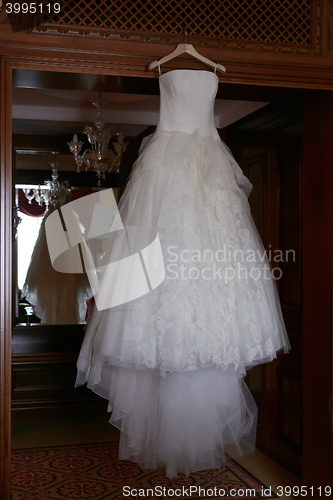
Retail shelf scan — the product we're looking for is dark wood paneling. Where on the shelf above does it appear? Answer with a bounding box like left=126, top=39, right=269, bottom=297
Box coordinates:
left=12, top=69, right=333, bottom=105
left=12, top=325, right=85, bottom=354
left=277, top=368, right=302, bottom=453
left=11, top=353, right=107, bottom=420
left=10, top=326, right=108, bottom=419
left=278, top=144, right=302, bottom=312
left=0, top=0, right=331, bottom=94
left=38, top=0, right=314, bottom=51
left=12, top=69, right=161, bottom=95
left=245, top=153, right=267, bottom=241
left=302, top=94, right=333, bottom=487
left=227, top=107, right=303, bottom=478
left=0, top=56, right=12, bottom=500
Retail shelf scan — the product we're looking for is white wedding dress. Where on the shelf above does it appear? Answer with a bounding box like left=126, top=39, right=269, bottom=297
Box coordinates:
left=76, top=69, right=290, bottom=478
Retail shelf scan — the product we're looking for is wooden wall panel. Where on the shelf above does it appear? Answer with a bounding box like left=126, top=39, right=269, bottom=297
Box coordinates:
left=0, top=56, right=12, bottom=500
left=36, top=0, right=317, bottom=56
left=278, top=145, right=302, bottom=312
left=277, top=368, right=302, bottom=454
left=10, top=326, right=108, bottom=420
left=245, top=154, right=267, bottom=241
left=302, top=93, right=333, bottom=487
left=271, top=134, right=303, bottom=478
left=227, top=106, right=303, bottom=478
left=0, top=1, right=331, bottom=91
left=11, top=354, right=107, bottom=420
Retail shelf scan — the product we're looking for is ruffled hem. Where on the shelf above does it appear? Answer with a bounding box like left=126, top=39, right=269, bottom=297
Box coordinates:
left=76, top=360, right=257, bottom=479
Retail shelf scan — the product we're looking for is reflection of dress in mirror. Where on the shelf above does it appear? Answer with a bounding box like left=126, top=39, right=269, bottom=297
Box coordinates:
left=21, top=180, right=93, bottom=324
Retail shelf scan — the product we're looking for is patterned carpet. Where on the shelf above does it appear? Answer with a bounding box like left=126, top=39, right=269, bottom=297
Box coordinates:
left=11, top=442, right=278, bottom=499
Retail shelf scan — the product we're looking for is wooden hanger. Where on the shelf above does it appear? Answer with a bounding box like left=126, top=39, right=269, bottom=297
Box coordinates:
left=148, top=29, right=226, bottom=74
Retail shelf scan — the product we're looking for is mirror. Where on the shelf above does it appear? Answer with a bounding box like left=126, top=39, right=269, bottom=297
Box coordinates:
left=12, top=78, right=158, bottom=326
left=14, top=153, right=121, bottom=326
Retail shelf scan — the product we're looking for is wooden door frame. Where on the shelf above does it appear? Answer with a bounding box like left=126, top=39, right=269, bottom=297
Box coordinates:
left=1, top=52, right=333, bottom=498
left=0, top=55, right=12, bottom=500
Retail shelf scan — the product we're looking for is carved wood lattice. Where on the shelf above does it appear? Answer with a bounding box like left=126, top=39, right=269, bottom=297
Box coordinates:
left=42, top=0, right=311, bottom=46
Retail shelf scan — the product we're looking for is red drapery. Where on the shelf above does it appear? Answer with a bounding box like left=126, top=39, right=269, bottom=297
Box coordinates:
left=18, top=189, right=46, bottom=217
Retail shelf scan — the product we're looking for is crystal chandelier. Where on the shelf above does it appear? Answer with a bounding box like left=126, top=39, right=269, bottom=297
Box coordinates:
left=44, top=159, right=71, bottom=209
left=21, top=156, right=70, bottom=210
left=23, top=184, right=49, bottom=207
left=67, top=92, right=128, bottom=187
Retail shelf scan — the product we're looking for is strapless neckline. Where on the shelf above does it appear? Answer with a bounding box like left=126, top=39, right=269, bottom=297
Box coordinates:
left=159, top=68, right=219, bottom=82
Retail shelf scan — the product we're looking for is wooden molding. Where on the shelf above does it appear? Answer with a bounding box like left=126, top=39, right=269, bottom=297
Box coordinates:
left=0, top=55, right=12, bottom=500
left=12, top=352, right=80, bottom=365
left=31, top=22, right=320, bottom=56
left=0, top=0, right=321, bottom=54
left=0, top=3, right=330, bottom=92
left=27, top=0, right=320, bottom=57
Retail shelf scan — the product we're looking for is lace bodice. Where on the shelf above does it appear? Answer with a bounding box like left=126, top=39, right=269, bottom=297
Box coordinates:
left=157, top=70, right=219, bottom=137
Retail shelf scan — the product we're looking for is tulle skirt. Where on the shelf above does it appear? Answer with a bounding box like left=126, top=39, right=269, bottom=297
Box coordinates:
left=76, top=362, right=257, bottom=479
left=76, top=129, right=290, bottom=477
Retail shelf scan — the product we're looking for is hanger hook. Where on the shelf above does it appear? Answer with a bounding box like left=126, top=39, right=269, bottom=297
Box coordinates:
left=183, top=25, right=189, bottom=44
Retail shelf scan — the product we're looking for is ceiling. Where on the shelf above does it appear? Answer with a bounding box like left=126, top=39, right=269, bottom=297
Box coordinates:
left=12, top=87, right=269, bottom=136
left=13, top=83, right=269, bottom=176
